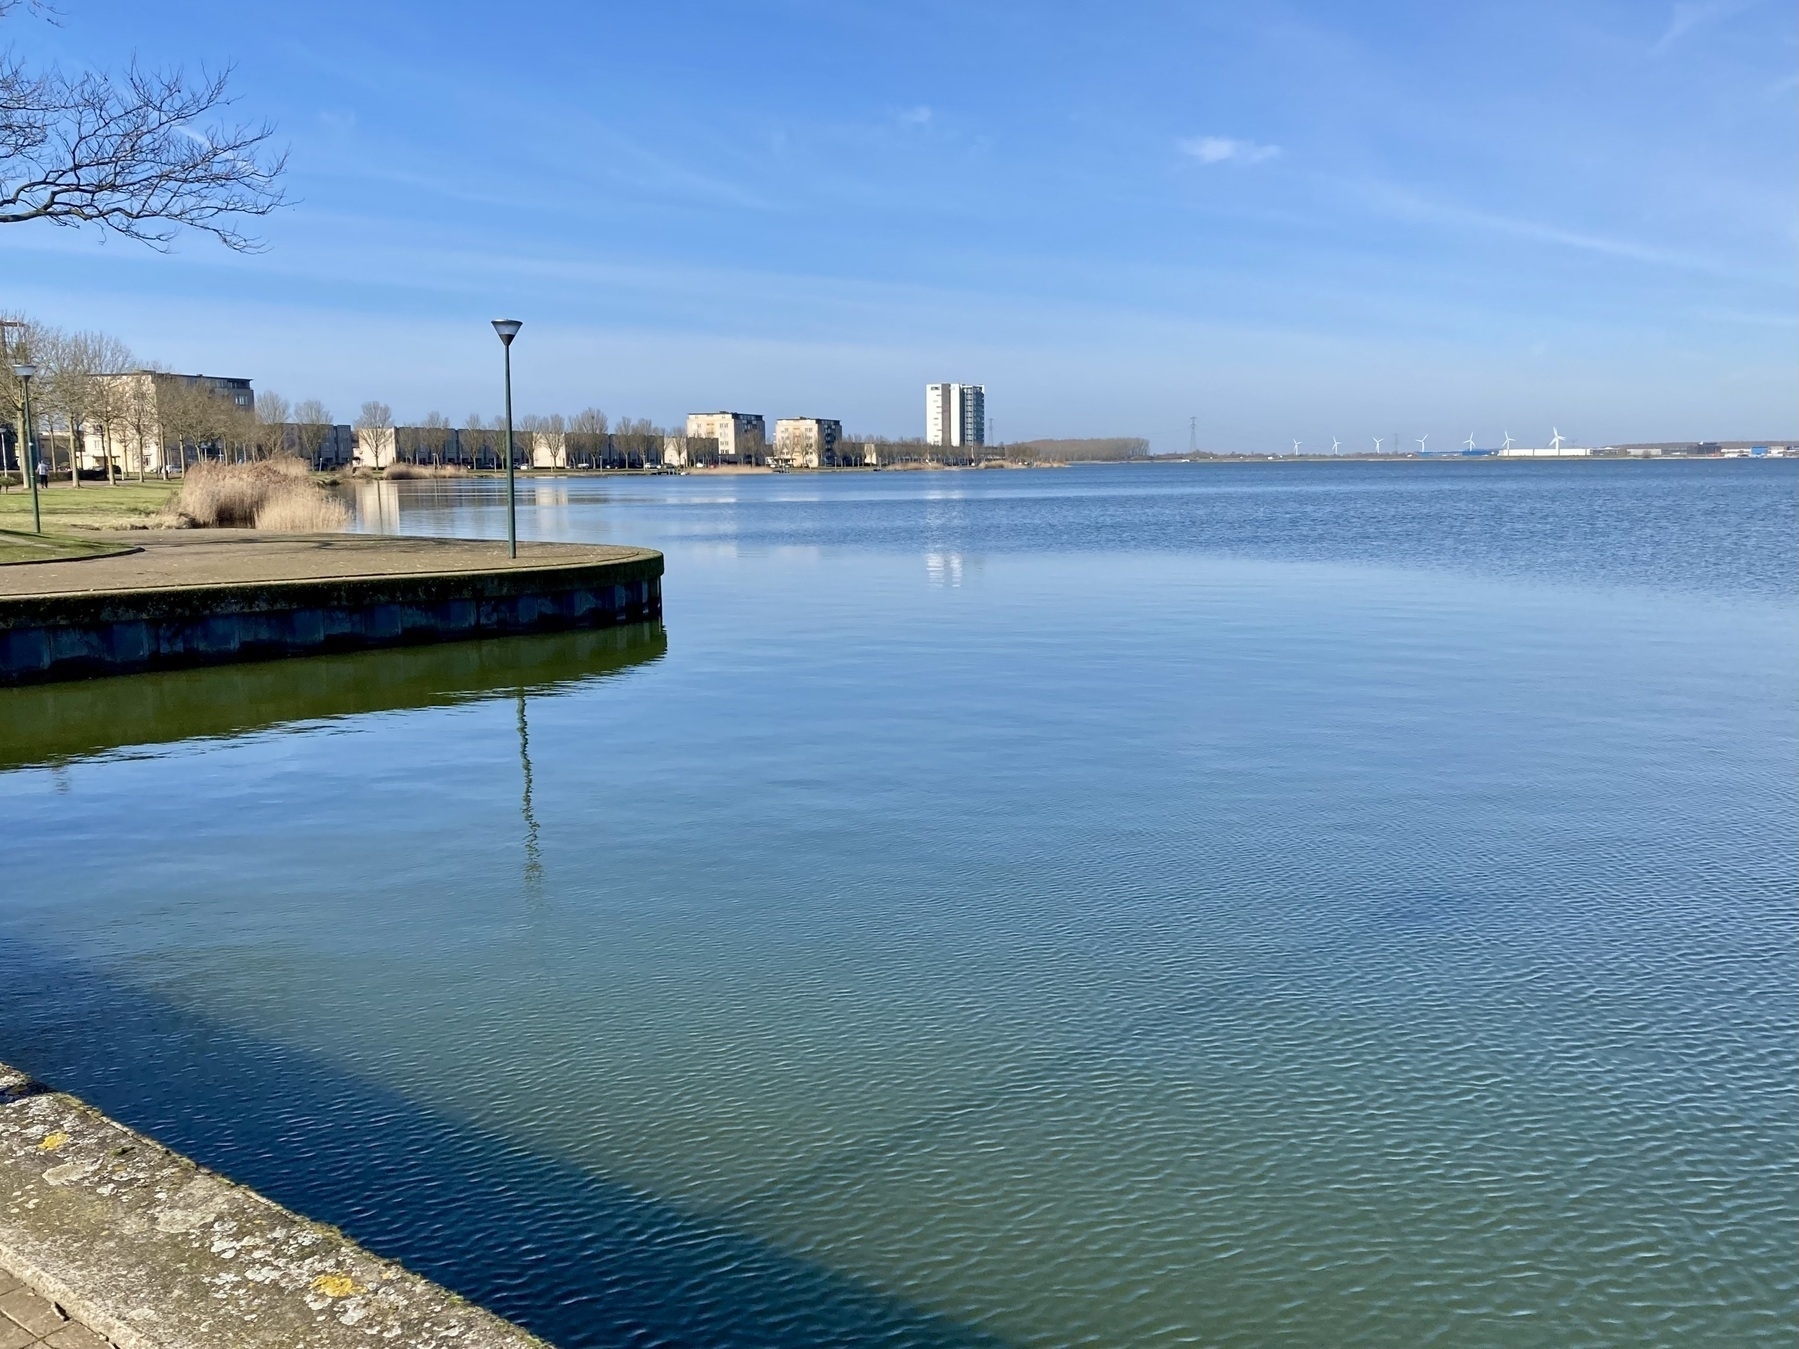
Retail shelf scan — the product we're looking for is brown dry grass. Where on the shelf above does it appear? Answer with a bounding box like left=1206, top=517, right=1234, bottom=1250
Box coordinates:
left=165, top=458, right=349, bottom=532
left=383, top=462, right=470, bottom=480
left=253, top=491, right=351, bottom=531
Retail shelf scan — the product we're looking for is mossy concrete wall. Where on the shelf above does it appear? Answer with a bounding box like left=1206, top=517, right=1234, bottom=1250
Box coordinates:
left=0, top=553, right=661, bottom=685
left=0, top=1062, right=552, bottom=1349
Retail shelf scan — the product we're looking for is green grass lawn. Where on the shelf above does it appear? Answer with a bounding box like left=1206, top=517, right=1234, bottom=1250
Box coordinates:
left=0, top=480, right=177, bottom=532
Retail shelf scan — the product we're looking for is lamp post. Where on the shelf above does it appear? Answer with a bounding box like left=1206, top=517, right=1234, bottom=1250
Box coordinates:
left=11, top=363, right=41, bottom=534
left=491, top=319, right=522, bottom=559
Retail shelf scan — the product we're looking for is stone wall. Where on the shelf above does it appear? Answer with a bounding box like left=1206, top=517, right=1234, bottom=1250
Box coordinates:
left=0, top=555, right=663, bottom=685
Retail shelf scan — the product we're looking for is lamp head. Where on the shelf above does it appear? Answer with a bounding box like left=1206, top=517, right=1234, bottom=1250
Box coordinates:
left=11, top=362, right=37, bottom=379
left=491, top=319, right=523, bottom=346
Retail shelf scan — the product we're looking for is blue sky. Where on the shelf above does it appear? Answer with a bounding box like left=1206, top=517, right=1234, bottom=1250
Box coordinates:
left=5, top=0, right=1794, bottom=449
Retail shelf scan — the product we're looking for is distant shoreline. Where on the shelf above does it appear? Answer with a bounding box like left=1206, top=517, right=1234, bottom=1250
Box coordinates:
left=367, top=453, right=1795, bottom=482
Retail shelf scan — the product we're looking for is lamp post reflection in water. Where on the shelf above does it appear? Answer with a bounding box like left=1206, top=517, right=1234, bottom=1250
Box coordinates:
left=516, top=691, right=543, bottom=891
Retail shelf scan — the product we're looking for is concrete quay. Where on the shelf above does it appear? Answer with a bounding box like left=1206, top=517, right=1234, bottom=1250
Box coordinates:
left=0, top=1062, right=551, bottom=1349
left=0, top=532, right=662, bottom=685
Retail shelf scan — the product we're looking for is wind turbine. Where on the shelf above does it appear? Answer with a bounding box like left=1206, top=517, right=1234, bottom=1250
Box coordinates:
left=1549, top=427, right=1566, bottom=452
left=1292, top=439, right=1301, bottom=456
left=1331, top=436, right=1342, bottom=455
left=1502, top=432, right=1515, bottom=450
left=1373, top=436, right=1384, bottom=454
left=1416, top=434, right=1428, bottom=454
left=1464, top=433, right=1477, bottom=451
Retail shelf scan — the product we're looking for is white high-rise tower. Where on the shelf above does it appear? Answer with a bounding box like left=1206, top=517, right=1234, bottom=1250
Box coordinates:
left=925, top=383, right=985, bottom=448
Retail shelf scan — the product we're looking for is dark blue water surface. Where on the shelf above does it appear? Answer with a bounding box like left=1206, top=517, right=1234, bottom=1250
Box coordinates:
left=2, top=460, right=1794, bottom=1346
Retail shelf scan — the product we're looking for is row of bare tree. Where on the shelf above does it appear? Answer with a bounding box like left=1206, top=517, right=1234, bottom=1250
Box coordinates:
left=1, top=321, right=135, bottom=485
left=0, top=314, right=347, bottom=485
left=369, top=405, right=673, bottom=469
left=0, top=314, right=686, bottom=484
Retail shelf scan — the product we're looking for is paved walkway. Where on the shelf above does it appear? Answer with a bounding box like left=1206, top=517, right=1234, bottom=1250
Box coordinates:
left=0, top=530, right=653, bottom=598
left=0, top=1267, right=111, bottom=1349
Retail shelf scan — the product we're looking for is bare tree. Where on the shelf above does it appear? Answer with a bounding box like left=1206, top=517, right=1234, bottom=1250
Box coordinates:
left=82, top=330, right=134, bottom=482
left=416, top=410, right=450, bottom=465
left=37, top=325, right=90, bottom=486
left=610, top=416, right=664, bottom=470
left=568, top=407, right=607, bottom=468
left=291, top=397, right=331, bottom=468
left=463, top=413, right=491, bottom=469
left=156, top=377, right=234, bottom=470
left=0, top=3, right=287, bottom=250
left=152, top=376, right=194, bottom=471
left=118, top=370, right=159, bottom=479
left=255, top=389, right=289, bottom=459
left=354, top=399, right=392, bottom=468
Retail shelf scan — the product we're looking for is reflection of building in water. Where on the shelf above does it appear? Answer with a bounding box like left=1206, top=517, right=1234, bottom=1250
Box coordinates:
left=924, top=552, right=967, bottom=587
left=347, top=479, right=403, bottom=535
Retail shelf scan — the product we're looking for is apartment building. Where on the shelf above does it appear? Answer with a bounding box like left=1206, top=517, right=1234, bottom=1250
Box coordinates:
left=72, top=371, right=255, bottom=473
left=686, top=411, right=768, bottom=464
left=773, top=417, right=844, bottom=468
left=925, top=383, right=985, bottom=449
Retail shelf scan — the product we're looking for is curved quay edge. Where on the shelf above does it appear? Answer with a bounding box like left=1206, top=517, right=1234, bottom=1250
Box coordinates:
left=0, top=1060, right=553, bottom=1349
left=0, top=537, right=665, bottom=687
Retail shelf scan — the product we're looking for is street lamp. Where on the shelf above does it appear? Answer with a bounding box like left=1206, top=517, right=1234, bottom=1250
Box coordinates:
left=11, top=363, right=40, bottom=534
left=491, top=319, right=522, bottom=559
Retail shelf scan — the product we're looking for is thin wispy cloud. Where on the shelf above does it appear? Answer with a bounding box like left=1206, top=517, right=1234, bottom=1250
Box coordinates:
left=1764, top=69, right=1799, bottom=97
left=1179, top=136, right=1281, bottom=166
left=1351, top=179, right=1767, bottom=280
left=1651, top=0, right=1762, bottom=54
left=897, top=105, right=933, bottom=126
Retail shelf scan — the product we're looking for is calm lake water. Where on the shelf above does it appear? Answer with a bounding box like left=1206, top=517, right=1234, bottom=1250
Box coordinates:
left=2, top=460, right=1794, bottom=1346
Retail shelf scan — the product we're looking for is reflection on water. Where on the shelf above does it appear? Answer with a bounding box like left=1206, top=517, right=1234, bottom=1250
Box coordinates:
left=517, top=692, right=544, bottom=891
left=923, top=552, right=966, bottom=587
left=2, top=463, right=1794, bottom=1348
left=0, top=622, right=665, bottom=771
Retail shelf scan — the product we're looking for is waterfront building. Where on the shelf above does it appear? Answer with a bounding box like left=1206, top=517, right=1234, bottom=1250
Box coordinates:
left=686, top=411, right=768, bottom=464
left=773, top=417, right=845, bottom=469
left=74, top=371, right=255, bottom=474
left=311, top=425, right=356, bottom=467
left=1613, top=441, right=1793, bottom=457
left=531, top=432, right=567, bottom=470
left=353, top=426, right=397, bottom=469
left=925, top=383, right=985, bottom=449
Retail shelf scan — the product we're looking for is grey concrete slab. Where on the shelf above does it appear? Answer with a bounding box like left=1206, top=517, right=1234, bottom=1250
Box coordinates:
left=0, top=1063, right=551, bottom=1349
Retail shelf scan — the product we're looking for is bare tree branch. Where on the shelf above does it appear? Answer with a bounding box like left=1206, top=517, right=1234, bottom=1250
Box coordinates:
left=1, top=12, right=287, bottom=250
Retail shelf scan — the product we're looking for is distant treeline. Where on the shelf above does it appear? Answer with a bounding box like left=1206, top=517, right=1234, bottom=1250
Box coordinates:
left=844, top=435, right=1151, bottom=465
left=1008, top=438, right=1150, bottom=462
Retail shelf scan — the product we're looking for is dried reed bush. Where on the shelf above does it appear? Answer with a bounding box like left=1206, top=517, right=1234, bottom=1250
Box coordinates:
left=254, top=490, right=350, bottom=532
left=383, top=462, right=470, bottom=480
left=164, top=457, right=348, bottom=532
